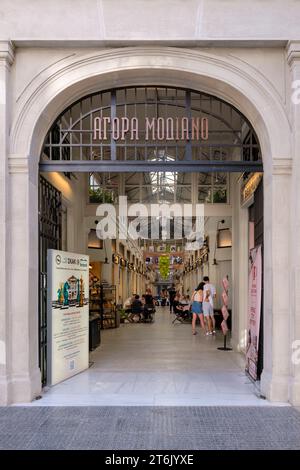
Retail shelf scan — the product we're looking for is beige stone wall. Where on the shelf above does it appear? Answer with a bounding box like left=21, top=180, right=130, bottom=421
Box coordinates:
left=0, top=34, right=299, bottom=405
left=1, top=0, right=300, bottom=41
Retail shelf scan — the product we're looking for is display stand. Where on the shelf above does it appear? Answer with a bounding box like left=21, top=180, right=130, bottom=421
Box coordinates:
left=89, top=282, right=101, bottom=350
left=100, top=282, right=117, bottom=329
left=217, top=275, right=232, bottom=351
left=217, top=330, right=232, bottom=351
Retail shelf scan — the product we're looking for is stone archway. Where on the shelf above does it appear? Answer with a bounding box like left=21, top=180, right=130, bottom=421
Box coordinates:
left=3, top=47, right=292, bottom=404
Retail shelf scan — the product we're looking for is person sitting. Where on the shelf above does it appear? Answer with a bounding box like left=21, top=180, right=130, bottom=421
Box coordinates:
left=173, top=294, right=184, bottom=314
left=172, top=294, right=190, bottom=324
left=180, top=295, right=191, bottom=312
left=130, top=295, right=143, bottom=322
left=123, top=295, right=133, bottom=313
left=143, top=288, right=155, bottom=321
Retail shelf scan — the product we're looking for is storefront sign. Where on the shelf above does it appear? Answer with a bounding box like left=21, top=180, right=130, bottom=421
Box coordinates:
left=112, top=253, right=120, bottom=264
left=241, top=173, right=263, bottom=207
left=246, top=245, right=262, bottom=380
left=93, top=116, right=209, bottom=141
left=47, top=250, right=89, bottom=386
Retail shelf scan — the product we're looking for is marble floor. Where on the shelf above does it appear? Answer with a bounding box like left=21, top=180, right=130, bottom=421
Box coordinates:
left=21, top=308, right=288, bottom=407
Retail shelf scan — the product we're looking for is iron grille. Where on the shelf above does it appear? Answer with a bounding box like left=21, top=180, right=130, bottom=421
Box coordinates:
left=39, top=176, right=62, bottom=386
left=40, top=86, right=262, bottom=173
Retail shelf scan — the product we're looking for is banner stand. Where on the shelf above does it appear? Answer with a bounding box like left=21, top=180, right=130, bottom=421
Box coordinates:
left=217, top=330, right=232, bottom=351
left=245, top=245, right=262, bottom=380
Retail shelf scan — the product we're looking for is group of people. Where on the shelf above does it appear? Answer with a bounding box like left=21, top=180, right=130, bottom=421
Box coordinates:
left=123, top=277, right=217, bottom=334
left=167, top=277, right=216, bottom=336
left=191, top=276, right=216, bottom=336
left=123, top=288, right=155, bottom=322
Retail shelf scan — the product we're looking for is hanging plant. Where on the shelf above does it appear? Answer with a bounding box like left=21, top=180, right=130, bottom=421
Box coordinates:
left=159, top=255, right=170, bottom=279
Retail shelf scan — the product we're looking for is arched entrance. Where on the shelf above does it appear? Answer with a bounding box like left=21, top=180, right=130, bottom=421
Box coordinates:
left=6, top=48, right=292, bottom=405
left=38, top=85, right=263, bottom=389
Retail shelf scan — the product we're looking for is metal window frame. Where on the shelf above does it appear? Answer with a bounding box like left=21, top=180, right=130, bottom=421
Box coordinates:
left=40, top=86, right=262, bottom=173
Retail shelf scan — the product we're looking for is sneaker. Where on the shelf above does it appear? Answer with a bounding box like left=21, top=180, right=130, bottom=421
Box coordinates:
left=212, top=330, right=216, bottom=335
left=209, top=331, right=213, bottom=335
left=192, top=331, right=197, bottom=335
left=206, top=332, right=210, bottom=336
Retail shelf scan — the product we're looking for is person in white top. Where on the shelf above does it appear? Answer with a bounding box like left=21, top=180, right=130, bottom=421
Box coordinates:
left=203, top=276, right=217, bottom=335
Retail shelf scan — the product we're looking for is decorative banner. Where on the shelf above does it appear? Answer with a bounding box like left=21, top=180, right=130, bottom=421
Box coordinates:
left=221, top=320, right=229, bottom=335
left=246, top=245, right=262, bottom=381
left=47, top=250, right=89, bottom=386
left=221, top=305, right=229, bottom=321
left=222, top=290, right=229, bottom=307
left=222, top=277, right=229, bottom=291
left=221, top=276, right=230, bottom=336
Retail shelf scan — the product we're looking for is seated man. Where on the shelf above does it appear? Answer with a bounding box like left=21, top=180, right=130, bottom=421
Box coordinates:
left=143, top=289, right=155, bottom=321
left=173, top=294, right=184, bottom=315
left=130, top=295, right=143, bottom=322
left=172, top=294, right=190, bottom=323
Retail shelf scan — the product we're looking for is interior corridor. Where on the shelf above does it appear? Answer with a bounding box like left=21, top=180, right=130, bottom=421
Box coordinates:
left=23, top=308, right=286, bottom=407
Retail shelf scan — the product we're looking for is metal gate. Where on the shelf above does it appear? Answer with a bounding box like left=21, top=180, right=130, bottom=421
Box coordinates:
left=39, top=176, right=62, bottom=385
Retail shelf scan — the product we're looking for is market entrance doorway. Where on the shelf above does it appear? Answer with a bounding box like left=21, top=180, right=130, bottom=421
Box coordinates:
left=38, top=86, right=263, bottom=403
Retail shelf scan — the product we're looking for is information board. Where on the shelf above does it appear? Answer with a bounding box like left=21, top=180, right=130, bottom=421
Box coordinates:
left=47, top=250, right=89, bottom=386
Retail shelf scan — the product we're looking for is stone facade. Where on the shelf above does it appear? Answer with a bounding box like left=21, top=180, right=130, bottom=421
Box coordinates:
left=0, top=1, right=299, bottom=405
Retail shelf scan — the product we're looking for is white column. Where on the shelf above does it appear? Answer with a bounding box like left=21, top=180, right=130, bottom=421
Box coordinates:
left=260, top=160, right=292, bottom=402
left=0, top=42, right=14, bottom=404
left=287, top=41, right=300, bottom=405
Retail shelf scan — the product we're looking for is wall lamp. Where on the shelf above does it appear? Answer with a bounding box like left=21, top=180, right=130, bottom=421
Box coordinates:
left=213, top=219, right=225, bottom=265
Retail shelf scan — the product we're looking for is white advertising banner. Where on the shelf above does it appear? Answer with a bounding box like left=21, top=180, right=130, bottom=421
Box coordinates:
left=47, top=250, right=89, bottom=386
left=246, top=245, right=262, bottom=381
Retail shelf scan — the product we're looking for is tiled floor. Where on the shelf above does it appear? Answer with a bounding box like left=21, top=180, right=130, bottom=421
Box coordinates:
left=20, top=308, right=288, bottom=406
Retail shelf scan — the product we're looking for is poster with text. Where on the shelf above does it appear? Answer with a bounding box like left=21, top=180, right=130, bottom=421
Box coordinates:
left=246, top=245, right=262, bottom=381
left=47, top=249, right=89, bottom=386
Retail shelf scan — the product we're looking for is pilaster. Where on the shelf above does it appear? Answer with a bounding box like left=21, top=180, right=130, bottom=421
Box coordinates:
left=0, top=41, right=14, bottom=404
left=286, top=40, right=300, bottom=405
left=260, top=158, right=292, bottom=402
left=7, top=154, right=41, bottom=403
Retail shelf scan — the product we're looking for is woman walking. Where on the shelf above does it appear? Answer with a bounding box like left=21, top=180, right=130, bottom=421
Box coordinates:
left=191, top=282, right=206, bottom=335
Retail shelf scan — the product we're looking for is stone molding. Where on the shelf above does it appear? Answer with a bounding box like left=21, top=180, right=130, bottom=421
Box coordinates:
left=8, top=155, right=29, bottom=174
left=0, top=41, right=15, bottom=66
left=10, top=46, right=291, bottom=163
left=287, top=41, right=300, bottom=66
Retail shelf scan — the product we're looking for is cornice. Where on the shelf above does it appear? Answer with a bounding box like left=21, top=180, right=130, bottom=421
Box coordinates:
left=10, top=46, right=291, bottom=160
left=287, top=41, right=300, bottom=66
left=0, top=41, right=15, bottom=66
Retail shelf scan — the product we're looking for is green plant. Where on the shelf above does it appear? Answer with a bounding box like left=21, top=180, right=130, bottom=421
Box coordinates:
left=213, top=188, right=227, bottom=203
left=159, top=255, right=170, bottom=279
left=89, top=187, right=114, bottom=203
left=118, top=307, right=127, bottom=323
